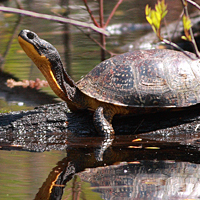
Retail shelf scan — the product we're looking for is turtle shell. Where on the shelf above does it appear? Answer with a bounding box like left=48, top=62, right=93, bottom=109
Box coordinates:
left=77, top=49, right=200, bottom=108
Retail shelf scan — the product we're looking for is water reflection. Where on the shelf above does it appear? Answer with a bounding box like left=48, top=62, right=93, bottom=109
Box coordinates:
left=34, top=136, right=200, bottom=199
left=1, top=134, right=200, bottom=199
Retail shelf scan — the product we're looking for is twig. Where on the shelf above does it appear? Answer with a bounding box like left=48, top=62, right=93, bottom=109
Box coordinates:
left=99, top=0, right=104, bottom=28
left=0, top=6, right=109, bottom=36
left=75, top=24, right=116, bottom=57
left=162, top=38, right=197, bottom=59
left=170, top=10, right=184, bottom=42
left=181, top=0, right=200, bottom=58
left=133, top=118, right=145, bottom=135
left=86, top=33, right=116, bottom=57
left=99, top=0, right=106, bottom=61
left=1, top=14, right=22, bottom=70
left=82, top=0, right=100, bottom=27
left=14, top=0, right=23, bottom=9
left=104, top=0, right=123, bottom=28
left=186, top=0, right=200, bottom=10
left=81, top=1, right=123, bottom=60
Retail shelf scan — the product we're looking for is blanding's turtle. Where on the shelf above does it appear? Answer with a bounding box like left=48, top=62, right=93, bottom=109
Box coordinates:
left=18, top=30, right=200, bottom=158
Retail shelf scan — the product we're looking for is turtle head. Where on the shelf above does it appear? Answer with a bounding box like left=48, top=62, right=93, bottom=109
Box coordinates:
left=18, top=29, right=76, bottom=104
left=18, top=29, right=60, bottom=69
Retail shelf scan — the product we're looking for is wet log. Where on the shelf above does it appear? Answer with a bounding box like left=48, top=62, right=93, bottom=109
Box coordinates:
left=1, top=101, right=200, bottom=152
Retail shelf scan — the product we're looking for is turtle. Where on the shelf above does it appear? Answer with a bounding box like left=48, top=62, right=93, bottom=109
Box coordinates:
left=18, top=29, right=200, bottom=158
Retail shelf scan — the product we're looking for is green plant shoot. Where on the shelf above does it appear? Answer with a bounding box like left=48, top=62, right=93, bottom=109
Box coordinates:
left=181, top=14, right=192, bottom=41
left=145, top=0, right=168, bottom=39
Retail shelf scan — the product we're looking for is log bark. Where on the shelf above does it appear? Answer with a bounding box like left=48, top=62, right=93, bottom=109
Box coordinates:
left=1, top=101, right=200, bottom=152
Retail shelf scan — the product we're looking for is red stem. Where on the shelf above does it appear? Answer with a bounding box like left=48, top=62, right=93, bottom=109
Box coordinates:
left=104, top=0, right=123, bottom=28
left=82, top=0, right=100, bottom=27
left=99, top=0, right=104, bottom=27
left=99, top=0, right=106, bottom=61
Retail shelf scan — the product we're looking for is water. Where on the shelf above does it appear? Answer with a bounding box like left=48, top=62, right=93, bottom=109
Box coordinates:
left=1, top=0, right=200, bottom=199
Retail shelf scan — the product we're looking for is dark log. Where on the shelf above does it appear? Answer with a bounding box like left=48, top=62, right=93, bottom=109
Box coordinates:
left=1, top=101, right=200, bottom=152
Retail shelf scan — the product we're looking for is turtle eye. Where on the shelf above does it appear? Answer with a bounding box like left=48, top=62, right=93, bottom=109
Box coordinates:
left=27, top=31, right=35, bottom=40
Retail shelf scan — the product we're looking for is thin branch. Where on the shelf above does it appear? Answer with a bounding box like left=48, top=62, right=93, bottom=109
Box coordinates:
left=82, top=0, right=100, bottom=27
left=186, top=0, right=200, bottom=10
left=99, top=0, right=106, bottom=61
left=14, top=0, right=23, bottom=9
left=87, top=33, right=116, bottom=57
left=0, top=6, right=109, bottom=36
left=104, top=0, right=123, bottom=28
left=75, top=24, right=116, bottom=57
left=162, top=38, right=197, bottom=60
left=1, top=14, right=22, bottom=70
left=99, top=0, right=104, bottom=27
left=181, top=0, right=200, bottom=58
left=170, top=10, right=184, bottom=41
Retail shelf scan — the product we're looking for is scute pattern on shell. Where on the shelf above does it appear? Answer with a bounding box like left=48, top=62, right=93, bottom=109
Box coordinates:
left=77, top=49, right=200, bottom=107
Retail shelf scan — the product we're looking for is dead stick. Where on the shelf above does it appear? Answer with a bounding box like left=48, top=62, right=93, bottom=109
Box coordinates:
left=0, top=6, right=109, bottom=36
left=186, top=0, right=200, bottom=9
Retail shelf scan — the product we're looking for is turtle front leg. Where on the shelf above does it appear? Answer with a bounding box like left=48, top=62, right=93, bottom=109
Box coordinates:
left=93, top=106, right=115, bottom=161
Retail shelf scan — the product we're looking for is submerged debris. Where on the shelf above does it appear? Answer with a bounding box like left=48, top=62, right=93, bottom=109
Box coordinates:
left=6, top=78, right=49, bottom=89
